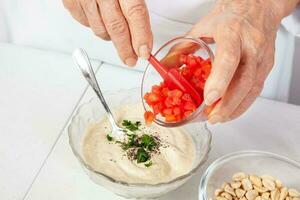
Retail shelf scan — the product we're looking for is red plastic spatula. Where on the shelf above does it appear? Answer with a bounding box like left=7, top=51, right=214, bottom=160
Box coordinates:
left=148, top=54, right=203, bottom=106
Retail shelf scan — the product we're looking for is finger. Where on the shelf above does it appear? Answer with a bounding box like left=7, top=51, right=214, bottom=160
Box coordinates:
left=80, top=0, right=110, bottom=40
left=98, top=0, right=137, bottom=66
left=63, top=0, right=89, bottom=27
left=229, top=46, right=275, bottom=120
left=119, top=0, right=152, bottom=59
left=204, top=26, right=242, bottom=106
left=227, top=83, right=263, bottom=121
left=208, top=58, right=257, bottom=124
left=159, top=18, right=215, bottom=69
left=160, top=40, right=202, bottom=68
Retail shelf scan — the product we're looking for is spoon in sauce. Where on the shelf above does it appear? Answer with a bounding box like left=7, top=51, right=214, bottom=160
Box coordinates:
left=72, top=48, right=125, bottom=138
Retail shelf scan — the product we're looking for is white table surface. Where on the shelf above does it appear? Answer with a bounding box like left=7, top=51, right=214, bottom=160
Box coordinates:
left=0, top=43, right=299, bottom=200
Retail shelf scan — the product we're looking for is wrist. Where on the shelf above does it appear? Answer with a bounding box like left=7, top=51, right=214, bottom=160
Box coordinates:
left=268, top=0, right=299, bottom=22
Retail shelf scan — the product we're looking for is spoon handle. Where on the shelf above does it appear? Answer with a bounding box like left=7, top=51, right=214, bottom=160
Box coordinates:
left=72, top=48, right=119, bottom=128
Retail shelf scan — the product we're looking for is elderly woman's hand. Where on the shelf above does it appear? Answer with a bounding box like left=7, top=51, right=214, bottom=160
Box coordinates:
left=188, top=0, right=299, bottom=124
left=63, top=0, right=152, bottom=66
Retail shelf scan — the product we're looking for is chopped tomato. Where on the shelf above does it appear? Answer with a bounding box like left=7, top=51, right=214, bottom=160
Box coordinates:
left=165, top=114, right=176, bottom=122
left=173, top=107, right=181, bottom=115
left=162, top=108, right=173, bottom=115
left=143, top=54, right=212, bottom=124
left=144, top=111, right=155, bottom=125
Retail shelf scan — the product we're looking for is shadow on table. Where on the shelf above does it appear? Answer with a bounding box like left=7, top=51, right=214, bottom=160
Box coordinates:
left=158, top=164, right=208, bottom=200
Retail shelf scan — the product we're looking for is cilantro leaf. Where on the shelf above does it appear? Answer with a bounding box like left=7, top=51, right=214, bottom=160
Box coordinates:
left=144, top=161, right=153, bottom=167
left=106, top=134, right=113, bottom=141
left=122, top=120, right=141, bottom=131
left=136, top=148, right=150, bottom=163
left=140, top=134, right=157, bottom=150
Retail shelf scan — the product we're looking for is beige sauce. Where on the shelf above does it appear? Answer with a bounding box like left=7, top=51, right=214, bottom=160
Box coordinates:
left=82, top=104, right=196, bottom=184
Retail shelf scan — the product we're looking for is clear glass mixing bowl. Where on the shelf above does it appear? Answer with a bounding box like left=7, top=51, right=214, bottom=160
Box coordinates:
left=68, top=88, right=212, bottom=199
left=141, top=37, right=214, bottom=127
left=199, top=150, right=300, bottom=200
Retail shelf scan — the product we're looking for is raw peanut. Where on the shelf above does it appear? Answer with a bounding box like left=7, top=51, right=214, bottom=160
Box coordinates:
left=250, top=175, right=262, bottom=187
left=289, top=189, right=300, bottom=197
left=231, top=181, right=242, bottom=189
left=279, top=187, right=288, bottom=200
left=217, top=197, right=228, bottom=200
left=236, top=189, right=246, bottom=198
left=225, top=185, right=237, bottom=197
left=262, top=192, right=270, bottom=199
left=256, top=196, right=263, bottom=200
left=271, top=189, right=280, bottom=200
left=246, top=190, right=259, bottom=200
left=241, top=197, right=247, bottom=200
left=233, top=197, right=239, bottom=200
left=221, top=192, right=233, bottom=200
left=261, top=175, right=275, bottom=181
left=254, top=185, right=269, bottom=193
left=293, top=198, right=300, bottom=200
left=242, top=178, right=254, bottom=191
left=233, top=172, right=248, bottom=181
left=286, top=197, right=292, bottom=200
left=215, top=189, right=224, bottom=197
left=222, top=183, right=229, bottom=189
left=275, top=180, right=282, bottom=189
left=263, top=178, right=276, bottom=191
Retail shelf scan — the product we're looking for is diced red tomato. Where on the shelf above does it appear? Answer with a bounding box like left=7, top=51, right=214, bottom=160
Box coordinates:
left=168, top=89, right=183, bottom=98
left=151, top=85, right=161, bottom=94
left=173, top=107, right=181, bottom=115
left=162, top=108, right=173, bottom=115
left=144, top=111, right=155, bottom=125
left=165, top=114, right=176, bottom=122
left=182, top=93, right=192, bottom=102
left=144, top=93, right=160, bottom=105
left=184, top=111, right=193, bottom=118
left=143, top=54, right=212, bottom=124
left=184, top=101, right=197, bottom=111
left=152, top=102, right=163, bottom=114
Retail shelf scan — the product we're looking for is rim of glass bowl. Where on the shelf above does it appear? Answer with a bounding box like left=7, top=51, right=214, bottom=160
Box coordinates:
left=68, top=88, right=212, bottom=187
left=141, top=36, right=215, bottom=128
left=199, top=150, right=300, bottom=200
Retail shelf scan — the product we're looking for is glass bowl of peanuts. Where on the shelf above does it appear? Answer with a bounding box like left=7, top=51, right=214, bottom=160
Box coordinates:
left=199, top=151, right=300, bottom=200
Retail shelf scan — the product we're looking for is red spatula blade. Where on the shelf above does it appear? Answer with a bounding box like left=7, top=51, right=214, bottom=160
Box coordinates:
left=167, top=69, right=203, bottom=106
left=148, top=54, right=203, bottom=106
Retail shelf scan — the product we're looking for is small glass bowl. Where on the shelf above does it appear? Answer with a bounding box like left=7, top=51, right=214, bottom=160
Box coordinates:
left=68, top=88, right=212, bottom=199
left=141, top=36, right=214, bottom=127
left=199, top=151, right=300, bottom=200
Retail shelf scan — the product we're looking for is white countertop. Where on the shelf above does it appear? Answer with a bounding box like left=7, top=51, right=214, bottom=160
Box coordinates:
left=0, top=43, right=299, bottom=200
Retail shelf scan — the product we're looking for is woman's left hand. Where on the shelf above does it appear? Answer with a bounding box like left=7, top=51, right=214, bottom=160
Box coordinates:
left=188, top=0, right=298, bottom=124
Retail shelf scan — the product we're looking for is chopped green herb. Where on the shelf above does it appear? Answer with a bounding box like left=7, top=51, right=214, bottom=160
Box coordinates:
left=112, top=120, right=160, bottom=166
left=140, top=134, right=157, bottom=150
left=144, top=161, right=153, bottom=167
left=122, top=120, right=141, bottom=131
left=106, top=134, right=113, bottom=141
left=136, top=148, right=150, bottom=163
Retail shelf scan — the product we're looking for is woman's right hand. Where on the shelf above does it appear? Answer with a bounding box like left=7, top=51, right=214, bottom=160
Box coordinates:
left=63, top=0, right=153, bottom=66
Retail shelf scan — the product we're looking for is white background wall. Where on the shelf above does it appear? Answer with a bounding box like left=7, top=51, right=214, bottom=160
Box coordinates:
left=0, top=0, right=299, bottom=105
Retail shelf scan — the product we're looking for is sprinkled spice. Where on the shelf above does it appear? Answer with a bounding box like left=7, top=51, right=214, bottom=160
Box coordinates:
left=106, top=120, right=161, bottom=166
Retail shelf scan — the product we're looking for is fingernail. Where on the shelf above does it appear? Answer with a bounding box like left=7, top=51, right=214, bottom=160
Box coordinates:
left=125, top=58, right=137, bottom=67
left=139, top=45, right=150, bottom=59
left=205, top=90, right=220, bottom=106
left=208, top=115, right=223, bottom=124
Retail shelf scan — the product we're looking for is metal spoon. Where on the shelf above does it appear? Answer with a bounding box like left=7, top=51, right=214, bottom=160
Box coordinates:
left=72, top=48, right=125, bottom=138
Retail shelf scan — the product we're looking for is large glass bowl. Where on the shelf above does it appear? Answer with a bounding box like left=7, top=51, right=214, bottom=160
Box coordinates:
left=68, top=88, right=212, bottom=199
left=141, top=37, right=214, bottom=127
left=199, top=151, right=300, bottom=200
